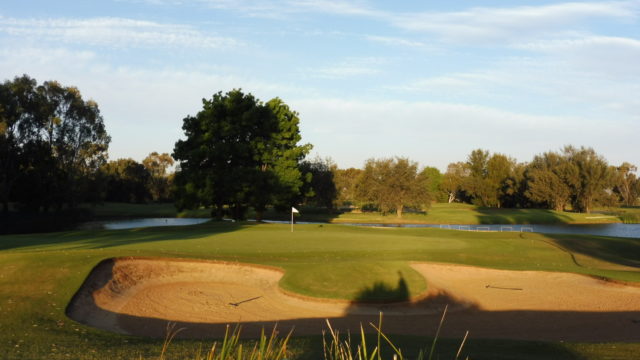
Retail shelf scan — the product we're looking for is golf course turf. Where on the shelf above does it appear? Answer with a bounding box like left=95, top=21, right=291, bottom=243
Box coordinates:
left=0, top=221, right=639, bottom=359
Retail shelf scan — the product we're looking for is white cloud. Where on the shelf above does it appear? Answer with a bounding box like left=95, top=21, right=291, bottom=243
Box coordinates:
left=132, top=0, right=380, bottom=17
left=0, top=16, right=240, bottom=49
left=391, top=1, right=639, bottom=43
left=0, top=46, right=304, bottom=162
left=292, top=0, right=380, bottom=17
left=292, top=97, right=639, bottom=170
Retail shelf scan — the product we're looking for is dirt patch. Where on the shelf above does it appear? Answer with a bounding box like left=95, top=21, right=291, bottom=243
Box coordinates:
left=66, top=257, right=640, bottom=341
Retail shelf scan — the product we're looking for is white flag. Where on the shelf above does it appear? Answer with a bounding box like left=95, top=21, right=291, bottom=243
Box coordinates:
left=291, top=207, right=300, bottom=214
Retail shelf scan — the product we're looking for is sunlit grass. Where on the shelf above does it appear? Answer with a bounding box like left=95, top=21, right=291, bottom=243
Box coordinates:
left=0, top=222, right=639, bottom=359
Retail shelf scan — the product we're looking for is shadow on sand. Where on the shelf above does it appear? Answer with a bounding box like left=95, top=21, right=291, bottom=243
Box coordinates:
left=66, top=259, right=640, bottom=344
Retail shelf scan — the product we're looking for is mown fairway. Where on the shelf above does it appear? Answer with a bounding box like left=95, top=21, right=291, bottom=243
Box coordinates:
left=0, top=222, right=639, bottom=359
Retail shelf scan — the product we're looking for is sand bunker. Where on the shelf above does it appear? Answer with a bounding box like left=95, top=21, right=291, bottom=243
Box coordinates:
left=66, top=257, right=640, bottom=341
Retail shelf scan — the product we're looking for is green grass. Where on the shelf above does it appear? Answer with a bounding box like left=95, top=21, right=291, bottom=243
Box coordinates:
left=0, top=222, right=639, bottom=359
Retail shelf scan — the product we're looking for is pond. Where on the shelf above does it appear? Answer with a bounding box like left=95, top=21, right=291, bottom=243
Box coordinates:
left=79, top=218, right=209, bottom=230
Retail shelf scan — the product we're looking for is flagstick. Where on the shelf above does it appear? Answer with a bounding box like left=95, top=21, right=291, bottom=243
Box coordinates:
left=291, top=209, right=294, bottom=232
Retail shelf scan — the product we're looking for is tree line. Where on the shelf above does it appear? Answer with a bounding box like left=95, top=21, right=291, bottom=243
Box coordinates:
left=0, top=75, right=110, bottom=213
left=3, top=76, right=638, bottom=220
left=170, top=89, right=638, bottom=219
left=0, top=75, right=175, bottom=214
left=312, top=147, right=638, bottom=217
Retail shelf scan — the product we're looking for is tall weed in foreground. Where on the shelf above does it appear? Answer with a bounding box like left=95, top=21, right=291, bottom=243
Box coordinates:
left=158, top=323, right=291, bottom=360
left=158, top=306, right=467, bottom=360
left=323, top=305, right=469, bottom=360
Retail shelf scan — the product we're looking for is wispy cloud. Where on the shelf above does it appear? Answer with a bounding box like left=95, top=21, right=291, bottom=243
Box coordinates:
left=131, top=0, right=640, bottom=44
left=304, top=57, right=384, bottom=79
left=292, top=97, right=636, bottom=169
left=364, top=35, right=427, bottom=49
left=0, top=16, right=241, bottom=49
left=133, top=0, right=380, bottom=17
left=391, top=1, right=639, bottom=43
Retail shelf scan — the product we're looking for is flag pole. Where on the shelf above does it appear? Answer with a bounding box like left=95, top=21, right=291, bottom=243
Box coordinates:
left=291, top=206, right=299, bottom=232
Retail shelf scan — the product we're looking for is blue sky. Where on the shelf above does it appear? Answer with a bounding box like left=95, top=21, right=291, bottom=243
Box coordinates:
left=1, top=0, right=638, bottom=170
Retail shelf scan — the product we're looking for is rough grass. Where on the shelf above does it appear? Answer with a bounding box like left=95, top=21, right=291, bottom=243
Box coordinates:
left=0, top=222, right=639, bottom=359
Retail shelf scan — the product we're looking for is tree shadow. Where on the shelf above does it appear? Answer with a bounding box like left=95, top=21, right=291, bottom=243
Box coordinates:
left=474, top=208, right=574, bottom=225
left=541, top=233, right=640, bottom=268
left=65, top=257, right=640, bottom=358
left=352, top=272, right=409, bottom=303
left=0, top=221, right=244, bottom=251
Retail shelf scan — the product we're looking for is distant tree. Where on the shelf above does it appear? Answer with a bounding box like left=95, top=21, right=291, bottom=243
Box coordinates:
left=463, top=149, right=492, bottom=206
left=143, top=152, right=174, bottom=202
left=101, top=159, right=151, bottom=203
left=356, top=157, right=430, bottom=218
left=525, top=151, right=572, bottom=211
left=0, top=75, right=110, bottom=213
left=612, top=162, right=639, bottom=207
left=562, top=146, right=611, bottom=213
left=173, top=90, right=310, bottom=220
left=299, top=156, right=338, bottom=210
left=0, top=76, right=31, bottom=213
left=35, top=80, right=110, bottom=209
left=500, top=162, right=527, bottom=208
left=462, top=149, right=515, bottom=208
left=442, top=162, right=468, bottom=203
left=333, top=167, right=363, bottom=208
left=420, top=166, right=445, bottom=202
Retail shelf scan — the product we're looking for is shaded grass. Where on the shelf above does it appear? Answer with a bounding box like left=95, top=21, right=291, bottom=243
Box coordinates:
left=0, top=222, right=639, bottom=359
left=83, top=202, right=631, bottom=225
left=270, top=203, right=624, bottom=225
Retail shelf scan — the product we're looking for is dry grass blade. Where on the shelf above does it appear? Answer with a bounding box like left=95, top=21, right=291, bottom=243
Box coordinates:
left=427, top=304, right=448, bottom=360
left=159, top=322, right=186, bottom=360
left=454, top=330, right=469, bottom=360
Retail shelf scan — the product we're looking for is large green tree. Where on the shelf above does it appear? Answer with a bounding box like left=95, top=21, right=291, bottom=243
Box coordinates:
left=356, top=157, right=430, bottom=218
left=173, top=90, right=310, bottom=220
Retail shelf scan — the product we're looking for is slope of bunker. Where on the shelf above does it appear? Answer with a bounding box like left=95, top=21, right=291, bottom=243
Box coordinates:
left=66, top=257, right=640, bottom=341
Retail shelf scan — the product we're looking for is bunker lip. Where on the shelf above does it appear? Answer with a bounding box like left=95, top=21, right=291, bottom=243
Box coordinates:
left=66, top=257, right=640, bottom=341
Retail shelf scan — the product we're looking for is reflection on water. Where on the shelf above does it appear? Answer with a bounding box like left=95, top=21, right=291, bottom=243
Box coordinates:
left=409, top=224, right=640, bottom=238
left=354, top=223, right=640, bottom=239
left=79, top=218, right=209, bottom=230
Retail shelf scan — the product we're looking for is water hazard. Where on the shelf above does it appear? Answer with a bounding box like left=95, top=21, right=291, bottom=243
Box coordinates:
left=79, top=218, right=209, bottom=230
